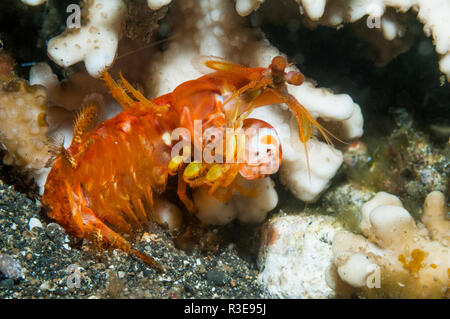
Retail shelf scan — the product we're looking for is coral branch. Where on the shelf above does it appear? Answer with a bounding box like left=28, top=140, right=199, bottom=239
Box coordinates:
left=47, top=0, right=126, bottom=77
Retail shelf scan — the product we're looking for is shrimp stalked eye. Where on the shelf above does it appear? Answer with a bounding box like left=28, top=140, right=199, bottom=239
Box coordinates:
left=271, top=56, right=287, bottom=73
left=268, top=56, right=305, bottom=87
left=285, top=71, right=304, bottom=86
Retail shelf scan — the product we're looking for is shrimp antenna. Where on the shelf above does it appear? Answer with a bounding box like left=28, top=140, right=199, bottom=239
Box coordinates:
left=115, top=34, right=180, bottom=61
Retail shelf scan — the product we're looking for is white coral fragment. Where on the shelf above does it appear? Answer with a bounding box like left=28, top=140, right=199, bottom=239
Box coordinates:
left=360, top=191, right=403, bottom=235
left=194, top=177, right=278, bottom=225
left=328, top=191, right=450, bottom=298
left=339, top=103, right=364, bottom=139
left=421, top=191, right=450, bottom=246
left=296, top=0, right=327, bottom=20
left=147, top=0, right=172, bottom=10
left=21, top=0, right=47, bottom=6
left=235, top=0, right=264, bottom=16
left=279, top=138, right=343, bottom=203
left=335, top=253, right=379, bottom=288
left=289, top=82, right=354, bottom=122
left=47, top=0, right=126, bottom=77
left=29, top=62, right=59, bottom=89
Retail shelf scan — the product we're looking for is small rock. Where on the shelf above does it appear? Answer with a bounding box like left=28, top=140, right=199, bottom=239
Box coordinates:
left=28, top=217, right=43, bottom=230
left=0, top=279, right=14, bottom=289
left=169, top=284, right=183, bottom=297
left=39, top=281, right=51, bottom=291
left=0, top=253, right=22, bottom=280
left=206, top=270, right=227, bottom=286
left=197, top=264, right=206, bottom=274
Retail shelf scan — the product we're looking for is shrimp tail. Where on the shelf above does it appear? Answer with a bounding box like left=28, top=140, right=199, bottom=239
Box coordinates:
left=42, top=174, right=164, bottom=271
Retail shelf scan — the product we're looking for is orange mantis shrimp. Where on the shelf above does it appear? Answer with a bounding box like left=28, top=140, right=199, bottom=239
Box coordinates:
left=42, top=56, right=333, bottom=269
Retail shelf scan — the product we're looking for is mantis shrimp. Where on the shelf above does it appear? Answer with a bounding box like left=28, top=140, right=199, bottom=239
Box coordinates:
left=42, top=56, right=333, bottom=269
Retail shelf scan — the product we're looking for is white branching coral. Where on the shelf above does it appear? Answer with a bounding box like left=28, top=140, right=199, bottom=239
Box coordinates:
left=31, top=0, right=450, bottom=80
left=47, top=0, right=127, bottom=77
left=145, top=0, right=363, bottom=217
left=237, top=0, right=450, bottom=80
left=326, top=191, right=449, bottom=298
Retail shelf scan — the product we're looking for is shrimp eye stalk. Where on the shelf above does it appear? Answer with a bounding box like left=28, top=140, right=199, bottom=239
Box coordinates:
left=285, top=71, right=304, bottom=86
left=271, top=56, right=287, bottom=73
